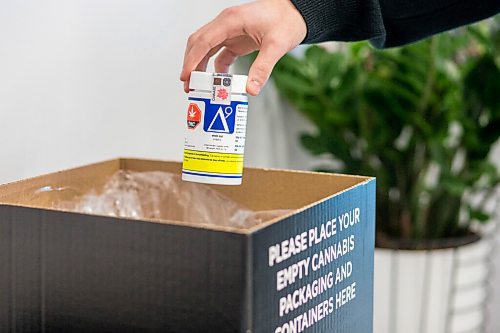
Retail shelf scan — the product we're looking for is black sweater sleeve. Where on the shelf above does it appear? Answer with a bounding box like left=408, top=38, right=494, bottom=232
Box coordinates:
left=290, top=0, right=500, bottom=48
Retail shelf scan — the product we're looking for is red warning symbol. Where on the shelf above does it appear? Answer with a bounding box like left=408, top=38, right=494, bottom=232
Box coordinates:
left=187, top=103, right=202, bottom=130
left=216, top=87, right=229, bottom=100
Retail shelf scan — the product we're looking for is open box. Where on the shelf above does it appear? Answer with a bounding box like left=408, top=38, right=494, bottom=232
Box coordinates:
left=0, top=158, right=375, bottom=332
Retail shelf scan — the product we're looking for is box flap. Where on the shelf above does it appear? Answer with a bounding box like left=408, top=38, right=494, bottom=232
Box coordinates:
left=0, top=158, right=373, bottom=233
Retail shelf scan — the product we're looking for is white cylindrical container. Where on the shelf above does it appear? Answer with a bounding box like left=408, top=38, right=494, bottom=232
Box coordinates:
left=182, top=71, right=249, bottom=185
left=374, top=237, right=491, bottom=333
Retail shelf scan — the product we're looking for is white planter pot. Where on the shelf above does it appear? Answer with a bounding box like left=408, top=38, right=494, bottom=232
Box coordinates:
left=374, top=237, right=491, bottom=333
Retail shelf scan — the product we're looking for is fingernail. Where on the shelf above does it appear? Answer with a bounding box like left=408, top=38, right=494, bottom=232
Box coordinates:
left=248, top=79, right=262, bottom=95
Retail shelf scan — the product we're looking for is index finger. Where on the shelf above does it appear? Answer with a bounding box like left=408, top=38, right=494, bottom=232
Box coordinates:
left=180, top=8, right=245, bottom=81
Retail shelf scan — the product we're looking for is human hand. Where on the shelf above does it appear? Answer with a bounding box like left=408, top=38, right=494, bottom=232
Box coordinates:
left=180, top=0, right=307, bottom=96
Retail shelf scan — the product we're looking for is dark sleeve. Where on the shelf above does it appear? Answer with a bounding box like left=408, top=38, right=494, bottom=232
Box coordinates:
left=290, top=0, right=500, bottom=48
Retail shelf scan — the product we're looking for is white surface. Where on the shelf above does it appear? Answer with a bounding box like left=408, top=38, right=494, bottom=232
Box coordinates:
left=487, top=197, right=500, bottom=333
left=374, top=240, right=491, bottom=333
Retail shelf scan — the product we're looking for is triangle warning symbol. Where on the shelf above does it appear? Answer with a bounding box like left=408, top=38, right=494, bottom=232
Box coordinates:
left=208, top=106, right=229, bottom=133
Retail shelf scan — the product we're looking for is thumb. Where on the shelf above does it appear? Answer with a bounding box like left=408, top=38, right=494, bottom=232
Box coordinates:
left=247, top=40, right=287, bottom=96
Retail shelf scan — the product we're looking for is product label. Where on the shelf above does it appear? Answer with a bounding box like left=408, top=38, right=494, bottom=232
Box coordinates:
left=212, top=73, right=232, bottom=105
left=183, top=96, right=248, bottom=183
left=187, top=103, right=202, bottom=130
left=204, top=104, right=235, bottom=134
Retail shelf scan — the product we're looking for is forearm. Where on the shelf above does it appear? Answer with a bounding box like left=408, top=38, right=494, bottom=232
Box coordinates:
left=291, top=0, right=500, bottom=48
left=290, top=0, right=386, bottom=45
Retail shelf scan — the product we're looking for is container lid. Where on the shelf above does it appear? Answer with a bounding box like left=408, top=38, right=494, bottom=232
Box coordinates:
left=189, top=71, right=248, bottom=94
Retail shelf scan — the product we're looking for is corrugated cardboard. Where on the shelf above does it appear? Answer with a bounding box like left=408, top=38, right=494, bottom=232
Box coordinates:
left=0, top=158, right=376, bottom=332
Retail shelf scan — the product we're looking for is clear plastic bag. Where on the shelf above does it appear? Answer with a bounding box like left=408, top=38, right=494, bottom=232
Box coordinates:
left=55, top=170, right=290, bottom=229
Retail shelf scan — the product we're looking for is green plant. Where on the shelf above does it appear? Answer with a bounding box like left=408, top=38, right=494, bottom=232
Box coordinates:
left=272, top=21, right=500, bottom=243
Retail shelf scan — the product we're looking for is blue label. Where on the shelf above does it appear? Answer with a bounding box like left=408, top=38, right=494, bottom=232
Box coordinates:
left=189, top=98, right=246, bottom=134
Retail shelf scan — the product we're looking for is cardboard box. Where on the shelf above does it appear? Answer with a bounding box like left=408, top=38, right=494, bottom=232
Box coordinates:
left=0, top=158, right=376, bottom=332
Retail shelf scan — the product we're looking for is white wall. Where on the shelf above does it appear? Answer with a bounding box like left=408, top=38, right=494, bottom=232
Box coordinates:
left=0, top=0, right=244, bottom=184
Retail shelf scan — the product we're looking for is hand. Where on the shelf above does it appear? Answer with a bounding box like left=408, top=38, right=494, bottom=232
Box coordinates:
left=180, top=0, right=307, bottom=96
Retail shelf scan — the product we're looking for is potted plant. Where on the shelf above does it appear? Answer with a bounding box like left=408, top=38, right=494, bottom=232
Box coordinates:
left=272, top=20, right=499, bottom=333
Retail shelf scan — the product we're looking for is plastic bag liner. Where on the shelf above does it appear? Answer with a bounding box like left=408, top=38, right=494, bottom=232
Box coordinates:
left=49, top=170, right=291, bottom=229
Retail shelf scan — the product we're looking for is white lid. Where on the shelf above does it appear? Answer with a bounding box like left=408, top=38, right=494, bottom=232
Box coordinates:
left=189, top=71, right=248, bottom=94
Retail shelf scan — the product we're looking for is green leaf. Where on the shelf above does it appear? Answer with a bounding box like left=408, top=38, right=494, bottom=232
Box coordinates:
left=441, top=177, right=468, bottom=196
left=273, top=71, right=316, bottom=95
left=468, top=207, right=490, bottom=223
left=300, top=134, right=328, bottom=155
